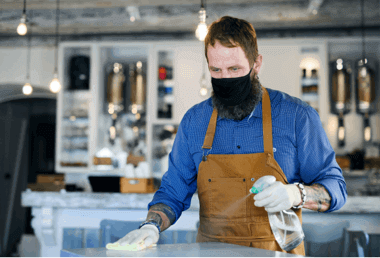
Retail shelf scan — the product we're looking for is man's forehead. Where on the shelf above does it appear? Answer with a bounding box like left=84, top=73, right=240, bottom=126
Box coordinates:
left=207, top=45, right=246, bottom=64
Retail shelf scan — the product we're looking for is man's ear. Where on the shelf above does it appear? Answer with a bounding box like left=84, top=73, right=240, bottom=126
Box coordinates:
left=253, top=54, right=263, bottom=75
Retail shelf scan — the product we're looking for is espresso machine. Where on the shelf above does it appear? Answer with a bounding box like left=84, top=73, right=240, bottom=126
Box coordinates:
left=330, top=58, right=351, bottom=147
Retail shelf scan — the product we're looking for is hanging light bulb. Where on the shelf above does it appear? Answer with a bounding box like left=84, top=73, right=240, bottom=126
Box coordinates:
left=49, top=74, right=61, bottom=93
left=50, top=0, right=61, bottom=93
left=22, top=83, right=33, bottom=95
left=195, top=0, right=208, bottom=41
left=23, top=26, right=33, bottom=95
left=17, top=14, right=27, bottom=36
left=17, top=0, right=28, bottom=36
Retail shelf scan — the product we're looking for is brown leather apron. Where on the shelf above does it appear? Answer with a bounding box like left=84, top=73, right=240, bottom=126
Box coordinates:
left=196, top=87, right=305, bottom=255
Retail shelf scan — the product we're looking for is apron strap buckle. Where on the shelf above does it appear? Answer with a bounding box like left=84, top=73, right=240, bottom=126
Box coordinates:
left=202, top=147, right=212, bottom=162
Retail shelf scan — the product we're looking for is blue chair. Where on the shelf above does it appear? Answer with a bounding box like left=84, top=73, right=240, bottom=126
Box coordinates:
left=302, top=220, right=350, bottom=257
left=99, top=219, right=198, bottom=247
left=354, top=230, right=370, bottom=257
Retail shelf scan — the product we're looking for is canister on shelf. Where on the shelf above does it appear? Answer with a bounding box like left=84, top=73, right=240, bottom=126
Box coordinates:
left=107, top=63, right=125, bottom=115
left=106, top=63, right=125, bottom=145
left=355, top=58, right=378, bottom=144
left=129, top=61, right=146, bottom=114
left=330, top=58, right=351, bottom=148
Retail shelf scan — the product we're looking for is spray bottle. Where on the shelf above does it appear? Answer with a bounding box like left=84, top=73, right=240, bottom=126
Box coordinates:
left=250, top=175, right=304, bottom=251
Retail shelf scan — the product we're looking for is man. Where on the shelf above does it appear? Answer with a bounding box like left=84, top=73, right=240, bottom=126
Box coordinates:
left=110, top=16, right=347, bottom=255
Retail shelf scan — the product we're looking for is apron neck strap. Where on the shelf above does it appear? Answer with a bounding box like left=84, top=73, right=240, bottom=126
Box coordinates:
left=262, top=86, right=274, bottom=155
left=202, top=86, right=274, bottom=156
left=202, top=108, right=218, bottom=150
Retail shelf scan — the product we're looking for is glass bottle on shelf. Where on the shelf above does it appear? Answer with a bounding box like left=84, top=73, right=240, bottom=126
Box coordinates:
left=157, top=51, right=174, bottom=119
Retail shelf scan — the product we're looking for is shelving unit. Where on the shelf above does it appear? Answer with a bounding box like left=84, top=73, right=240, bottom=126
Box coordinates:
left=56, top=41, right=206, bottom=177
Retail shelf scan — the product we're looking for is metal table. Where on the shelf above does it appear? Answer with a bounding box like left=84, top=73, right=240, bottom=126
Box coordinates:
left=61, top=242, right=304, bottom=257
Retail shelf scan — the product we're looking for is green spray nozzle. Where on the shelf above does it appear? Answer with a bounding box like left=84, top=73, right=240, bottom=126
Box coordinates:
left=249, top=175, right=276, bottom=194
left=250, top=185, right=263, bottom=194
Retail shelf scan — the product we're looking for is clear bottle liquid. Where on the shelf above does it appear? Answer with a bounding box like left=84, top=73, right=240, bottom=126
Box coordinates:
left=250, top=176, right=304, bottom=251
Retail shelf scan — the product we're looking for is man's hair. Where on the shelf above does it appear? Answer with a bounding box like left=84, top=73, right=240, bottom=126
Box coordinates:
left=204, top=16, right=259, bottom=67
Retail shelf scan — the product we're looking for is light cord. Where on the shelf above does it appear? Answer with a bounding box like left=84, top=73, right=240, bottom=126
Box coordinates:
left=54, top=0, right=60, bottom=74
left=22, top=0, right=26, bottom=14
left=26, top=24, right=32, bottom=80
left=360, top=0, right=365, bottom=63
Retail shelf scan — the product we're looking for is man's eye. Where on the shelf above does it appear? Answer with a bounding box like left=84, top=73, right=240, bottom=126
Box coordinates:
left=231, top=67, right=239, bottom=71
left=211, top=68, right=220, bottom=72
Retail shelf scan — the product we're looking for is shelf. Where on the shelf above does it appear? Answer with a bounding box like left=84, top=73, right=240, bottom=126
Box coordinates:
left=302, top=92, right=319, bottom=102
left=63, top=148, right=88, bottom=152
left=301, top=77, right=319, bottom=86
left=62, top=136, right=88, bottom=139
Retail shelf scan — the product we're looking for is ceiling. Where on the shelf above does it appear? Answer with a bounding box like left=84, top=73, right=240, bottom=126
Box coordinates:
left=0, top=0, right=379, bottom=36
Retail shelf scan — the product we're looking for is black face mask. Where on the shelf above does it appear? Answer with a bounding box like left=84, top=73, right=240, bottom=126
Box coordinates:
left=211, top=69, right=252, bottom=106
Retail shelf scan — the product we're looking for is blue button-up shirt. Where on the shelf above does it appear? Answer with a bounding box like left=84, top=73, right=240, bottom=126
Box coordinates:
left=148, top=88, right=347, bottom=224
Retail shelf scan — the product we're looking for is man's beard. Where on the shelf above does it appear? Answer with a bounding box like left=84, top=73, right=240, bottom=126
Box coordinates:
left=211, top=74, right=263, bottom=121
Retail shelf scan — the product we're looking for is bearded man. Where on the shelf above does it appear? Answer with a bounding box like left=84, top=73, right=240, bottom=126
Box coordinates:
left=108, top=16, right=347, bottom=256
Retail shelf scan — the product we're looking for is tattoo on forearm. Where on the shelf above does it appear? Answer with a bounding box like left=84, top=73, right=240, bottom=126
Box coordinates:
left=304, top=184, right=331, bottom=212
left=146, top=203, right=176, bottom=231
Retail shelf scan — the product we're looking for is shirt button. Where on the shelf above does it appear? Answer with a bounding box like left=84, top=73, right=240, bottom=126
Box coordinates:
left=208, top=179, right=211, bottom=182
left=237, top=145, right=241, bottom=149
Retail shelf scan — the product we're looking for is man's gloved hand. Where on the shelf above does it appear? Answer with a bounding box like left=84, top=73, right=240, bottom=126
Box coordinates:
left=106, top=224, right=159, bottom=251
left=253, top=181, right=301, bottom=213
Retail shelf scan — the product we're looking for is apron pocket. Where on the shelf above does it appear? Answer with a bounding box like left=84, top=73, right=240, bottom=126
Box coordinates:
left=208, top=177, right=247, bottom=219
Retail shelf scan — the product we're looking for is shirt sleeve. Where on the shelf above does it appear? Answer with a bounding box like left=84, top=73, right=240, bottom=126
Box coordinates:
left=295, top=105, right=347, bottom=212
left=148, top=110, right=198, bottom=224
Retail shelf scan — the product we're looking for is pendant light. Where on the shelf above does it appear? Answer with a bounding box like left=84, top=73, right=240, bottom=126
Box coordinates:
left=17, top=0, right=28, bottom=36
left=23, top=22, right=33, bottom=95
left=195, top=0, right=208, bottom=41
left=49, top=0, right=61, bottom=93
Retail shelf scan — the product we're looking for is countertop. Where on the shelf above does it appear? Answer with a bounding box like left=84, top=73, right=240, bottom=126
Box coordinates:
left=21, top=189, right=380, bottom=213
left=60, top=243, right=304, bottom=257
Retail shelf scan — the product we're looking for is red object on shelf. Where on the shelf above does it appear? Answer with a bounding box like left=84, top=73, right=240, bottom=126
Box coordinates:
left=159, top=66, right=167, bottom=80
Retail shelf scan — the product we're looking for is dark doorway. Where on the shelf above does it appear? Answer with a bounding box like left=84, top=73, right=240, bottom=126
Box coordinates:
left=0, top=97, right=56, bottom=256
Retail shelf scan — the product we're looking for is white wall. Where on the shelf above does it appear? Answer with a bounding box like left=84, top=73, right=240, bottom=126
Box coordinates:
left=0, top=47, right=55, bottom=89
